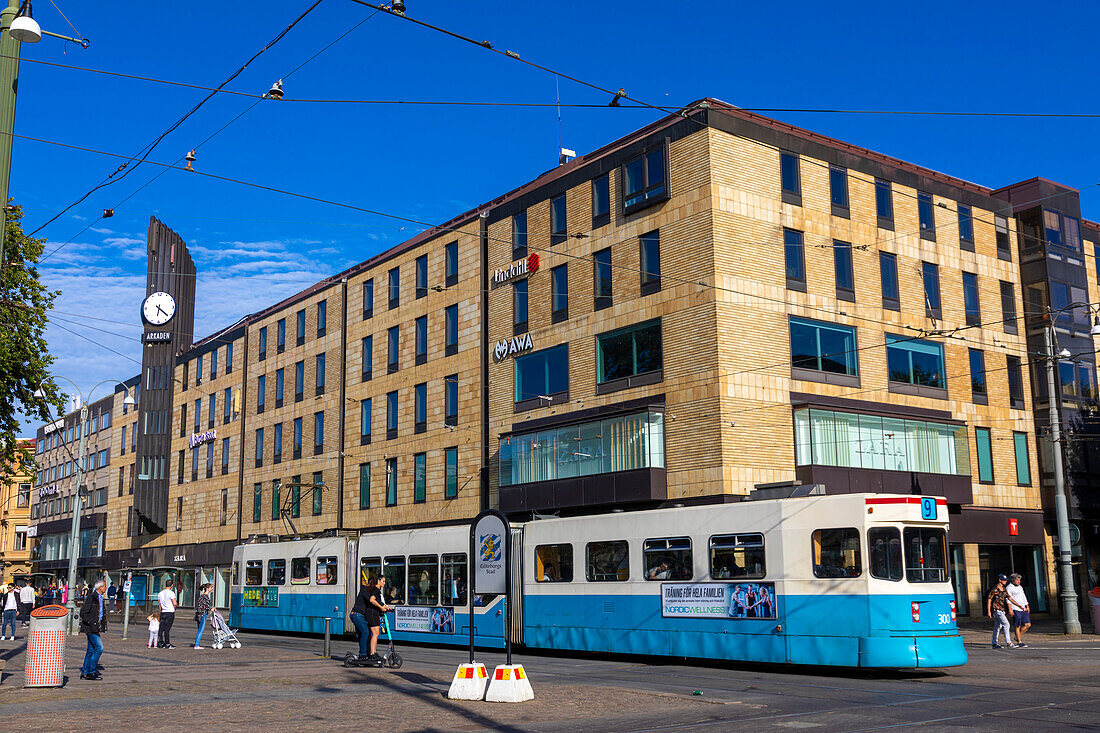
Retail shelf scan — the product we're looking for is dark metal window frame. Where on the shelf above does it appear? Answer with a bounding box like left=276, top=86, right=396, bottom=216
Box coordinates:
left=780, top=150, right=802, bottom=206
left=621, top=141, right=669, bottom=217
left=551, top=264, right=568, bottom=323
left=593, top=247, right=612, bottom=311
left=639, top=229, right=661, bottom=296
left=445, top=242, right=459, bottom=287
left=879, top=250, right=900, bottom=311
left=550, top=195, right=567, bottom=246
left=415, top=254, right=428, bottom=299
left=829, top=165, right=849, bottom=218
left=591, top=174, right=611, bottom=228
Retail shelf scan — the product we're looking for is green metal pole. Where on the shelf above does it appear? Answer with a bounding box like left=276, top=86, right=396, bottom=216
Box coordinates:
left=0, top=0, right=20, bottom=275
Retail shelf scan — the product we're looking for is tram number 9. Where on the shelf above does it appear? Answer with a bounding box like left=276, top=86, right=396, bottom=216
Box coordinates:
left=936, top=613, right=951, bottom=625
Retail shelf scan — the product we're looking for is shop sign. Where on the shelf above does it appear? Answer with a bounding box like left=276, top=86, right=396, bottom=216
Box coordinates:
left=143, top=331, right=172, bottom=343
left=491, top=252, right=540, bottom=289
left=493, top=333, right=533, bottom=363
left=189, top=430, right=217, bottom=448
left=661, top=582, right=777, bottom=620
left=1008, top=518, right=1018, bottom=536
left=173, top=554, right=186, bottom=563
left=394, top=606, right=455, bottom=634
left=242, top=587, right=279, bottom=607
left=26, top=525, right=38, bottom=538
left=39, top=485, right=60, bottom=497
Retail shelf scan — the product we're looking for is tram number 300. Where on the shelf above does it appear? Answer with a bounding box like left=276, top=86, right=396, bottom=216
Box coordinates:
left=937, top=613, right=951, bottom=625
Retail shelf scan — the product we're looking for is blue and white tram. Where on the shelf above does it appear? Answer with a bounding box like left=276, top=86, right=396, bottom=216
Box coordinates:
left=230, top=492, right=966, bottom=668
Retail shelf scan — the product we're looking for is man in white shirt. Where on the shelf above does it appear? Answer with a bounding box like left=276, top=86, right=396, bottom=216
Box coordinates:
left=156, top=579, right=177, bottom=649
left=19, top=581, right=36, bottom=628
left=1006, top=573, right=1031, bottom=648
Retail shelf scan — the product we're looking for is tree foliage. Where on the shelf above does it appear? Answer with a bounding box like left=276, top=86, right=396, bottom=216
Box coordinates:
left=0, top=202, right=64, bottom=478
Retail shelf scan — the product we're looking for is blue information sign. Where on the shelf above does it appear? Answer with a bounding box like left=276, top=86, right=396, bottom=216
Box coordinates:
left=920, top=497, right=937, bottom=520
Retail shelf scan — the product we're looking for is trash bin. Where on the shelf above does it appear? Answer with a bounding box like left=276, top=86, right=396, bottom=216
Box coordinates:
left=1089, top=589, right=1100, bottom=635
left=25, top=605, right=69, bottom=688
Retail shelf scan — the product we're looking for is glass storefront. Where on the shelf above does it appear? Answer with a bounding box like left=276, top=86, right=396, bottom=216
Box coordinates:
left=794, top=408, right=970, bottom=476
left=977, top=544, right=1048, bottom=612
left=950, top=544, right=969, bottom=616
left=499, top=409, right=665, bottom=487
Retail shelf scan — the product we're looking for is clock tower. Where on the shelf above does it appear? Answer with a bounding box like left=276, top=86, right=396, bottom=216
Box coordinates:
left=134, top=217, right=196, bottom=534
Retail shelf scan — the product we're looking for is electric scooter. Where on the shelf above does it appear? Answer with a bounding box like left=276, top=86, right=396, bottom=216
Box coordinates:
left=344, top=611, right=403, bottom=669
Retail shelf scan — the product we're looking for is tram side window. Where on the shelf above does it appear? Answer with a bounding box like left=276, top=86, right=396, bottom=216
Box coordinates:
left=812, top=528, right=862, bottom=578
left=244, top=560, right=263, bottom=586
left=232, top=562, right=239, bottom=586
left=904, top=528, right=947, bottom=583
left=536, top=543, right=573, bottom=583
left=586, top=540, right=629, bottom=582
left=383, top=556, right=406, bottom=604
left=267, top=559, right=287, bottom=586
left=442, top=553, right=467, bottom=606
left=360, top=556, right=381, bottom=587
left=317, top=556, right=338, bottom=585
left=291, top=557, right=311, bottom=585
left=868, top=528, right=902, bottom=581
left=409, top=554, right=439, bottom=605
left=710, top=534, right=765, bottom=579
left=644, top=537, right=693, bottom=581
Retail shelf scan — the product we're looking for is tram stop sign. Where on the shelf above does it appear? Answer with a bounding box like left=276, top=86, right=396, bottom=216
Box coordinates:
left=472, top=510, right=508, bottom=595
left=1069, top=523, right=1082, bottom=546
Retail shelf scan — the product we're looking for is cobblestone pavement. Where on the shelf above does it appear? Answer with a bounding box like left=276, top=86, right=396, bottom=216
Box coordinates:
left=1, top=620, right=1099, bottom=732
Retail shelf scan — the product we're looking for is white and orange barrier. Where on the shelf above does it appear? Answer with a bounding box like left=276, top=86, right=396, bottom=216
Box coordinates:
left=485, top=664, right=534, bottom=702
left=446, top=662, right=489, bottom=700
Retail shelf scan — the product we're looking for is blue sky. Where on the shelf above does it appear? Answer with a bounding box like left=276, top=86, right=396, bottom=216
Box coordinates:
left=15, top=0, right=1100, bottom=433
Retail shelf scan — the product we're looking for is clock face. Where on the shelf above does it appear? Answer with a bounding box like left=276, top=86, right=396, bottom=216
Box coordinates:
left=142, top=291, right=176, bottom=326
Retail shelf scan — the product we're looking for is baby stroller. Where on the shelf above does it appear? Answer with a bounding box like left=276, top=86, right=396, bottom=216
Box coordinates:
left=209, top=609, right=242, bottom=649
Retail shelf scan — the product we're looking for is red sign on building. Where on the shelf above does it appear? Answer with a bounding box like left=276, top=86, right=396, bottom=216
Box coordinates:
left=1008, top=517, right=1019, bottom=536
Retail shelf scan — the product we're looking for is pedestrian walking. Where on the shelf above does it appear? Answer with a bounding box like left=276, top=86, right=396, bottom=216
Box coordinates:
left=1006, top=573, right=1032, bottom=647
left=193, top=583, right=213, bottom=649
left=986, top=573, right=1014, bottom=649
left=0, top=583, right=18, bottom=640
left=146, top=610, right=160, bottom=648
left=157, top=579, right=177, bottom=649
left=19, top=580, right=35, bottom=627
left=106, top=583, right=117, bottom=613
left=79, top=580, right=108, bottom=680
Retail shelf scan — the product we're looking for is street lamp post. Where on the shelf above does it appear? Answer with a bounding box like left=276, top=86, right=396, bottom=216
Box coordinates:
left=1042, top=302, right=1100, bottom=635
left=35, top=378, right=134, bottom=634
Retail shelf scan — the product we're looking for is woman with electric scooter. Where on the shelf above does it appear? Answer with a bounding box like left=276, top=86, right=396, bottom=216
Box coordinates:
left=348, top=575, right=393, bottom=665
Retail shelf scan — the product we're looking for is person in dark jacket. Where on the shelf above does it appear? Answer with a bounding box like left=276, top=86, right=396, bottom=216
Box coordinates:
left=79, top=580, right=108, bottom=680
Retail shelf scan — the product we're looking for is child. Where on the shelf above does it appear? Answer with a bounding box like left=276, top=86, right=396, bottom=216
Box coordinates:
left=147, top=609, right=161, bottom=648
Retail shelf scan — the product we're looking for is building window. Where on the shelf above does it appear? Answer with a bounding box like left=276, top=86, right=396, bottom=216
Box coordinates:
left=640, top=230, right=660, bottom=294
left=220, top=488, right=228, bottom=526
left=794, top=408, right=970, bottom=476
left=275, top=368, right=284, bottom=408
left=444, top=375, right=458, bottom=426
left=196, top=355, right=203, bottom=386
left=271, top=479, right=281, bottom=520
left=360, top=398, right=372, bottom=445
left=514, top=344, right=568, bottom=404
left=386, top=457, right=397, bottom=506
left=551, top=264, right=568, bottom=322
left=780, top=151, right=801, bottom=204
left=958, top=205, right=974, bottom=250
left=414, top=316, right=427, bottom=364
left=962, top=271, right=980, bottom=326
left=1013, top=432, right=1031, bottom=486
left=208, top=393, right=216, bottom=428
left=363, top=278, right=374, bottom=319
left=386, top=391, right=398, bottom=439
left=879, top=251, right=899, bottom=310
left=210, top=348, right=218, bottom=379
left=314, top=412, right=324, bottom=455
left=995, top=215, right=1012, bottom=261
left=259, top=327, right=267, bottom=360
left=359, top=463, right=370, bottom=510
left=834, top=240, right=854, bottom=301
left=593, top=248, right=612, bottom=310
left=226, top=343, right=234, bottom=373
left=317, top=300, right=327, bottom=336
left=886, top=334, right=946, bottom=393
left=176, top=497, right=183, bottom=531
left=291, top=476, right=301, bottom=519
left=918, top=192, right=936, bottom=240
left=543, top=193, right=572, bottom=251
left=316, top=352, right=326, bottom=395
left=513, top=279, right=528, bottom=334
left=975, top=427, right=994, bottom=483
left=445, top=242, right=458, bottom=286
left=1000, top=281, right=1018, bottom=334
left=875, top=179, right=893, bottom=228
left=414, top=452, right=426, bottom=503
left=361, top=336, right=373, bottom=381
left=1007, top=355, right=1025, bottom=409
left=784, top=228, right=805, bottom=291
left=273, top=422, right=283, bottom=464
left=592, top=174, right=610, bottom=228
left=500, top=410, right=665, bottom=487
left=415, top=254, right=428, bottom=299
left=255, top=427, right=264, bottom=468
left=295, top=310, right=305, bottom=346
left=312, top=471, right=323, bottom=516
left=512, top=211, right=528, bottom=259
left=445, top=447, right=458, bottom=499
left=829, top=166, right=849, bottom=217
left=253, top=483, right=262, bottom=523
left=622, top=145, right=667, bottom=214
left=414, top=382, right=427, bottom=434
left=294, top=361, right=304, bottom=402
left=224, top=387, right=231, bottom=423
left=790, top=317, right=858, bottom=382
left=445, top=305, right=458, bottom=356
left=121, top=425, right=126, bottom=455
left=597, top=318, right=662, bottom=387
left=922, top=262, right=941, bottom=319
left=969, top=348, right=987, bottom=404
left=293, top=417, right=302, bottom=459
left=277, top=318, right=286, bottom=353
left=222, top=436, right=230, bottom=474
left=388, top=266, right=400, bottom=309
left=387, top=326, right=400, bottom=373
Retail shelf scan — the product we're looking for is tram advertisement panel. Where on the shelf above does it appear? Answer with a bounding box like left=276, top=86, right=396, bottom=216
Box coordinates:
left=661, top=582, right=777, bottom=620
left=395, top=606, right=456, bottom=633
left=242, top=587, right=279, bottom=607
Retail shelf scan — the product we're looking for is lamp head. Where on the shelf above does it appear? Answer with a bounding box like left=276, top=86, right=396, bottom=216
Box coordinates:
left=265, top=80, right=284, bottom=100
left=32, top=387, right=46, bottom=400
left=122, top=393, right=136, bottom=408
left=10, top=3, right=41, bottom=43
left=1059, top=348, right=1073, bottom=359
left=1091, top=316, right=1100, bottom=337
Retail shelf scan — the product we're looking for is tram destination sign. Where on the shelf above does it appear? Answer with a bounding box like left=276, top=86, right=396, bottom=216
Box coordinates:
left=242, top=587, right=279, bottom=607
left=661, top=582, right=776, bottom=620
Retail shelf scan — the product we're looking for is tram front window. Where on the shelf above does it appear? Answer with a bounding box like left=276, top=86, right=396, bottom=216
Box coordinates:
left=812, top=528, right=862, bottom=578
left=383, top=556, right=406, bottom=604
left=360, top=556, right=381, bottom=587
left=244, top=561, right=263, bottom=586
left=868, top=527, right=903, bottom=581
left=904, top=527, right=947, bottom=583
